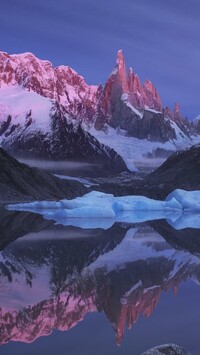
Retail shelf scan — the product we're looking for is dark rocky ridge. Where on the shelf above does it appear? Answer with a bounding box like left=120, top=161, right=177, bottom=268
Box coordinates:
left=146, top=143, right=200, bottom=190
left=0, top=147, right=87, bottom=202
left=1, top=143, right=200, bottom=203
left=150, top=219, right=200, bottom=257
left=142, top=343, right=189, bottom=355
left=1, top=107, right=127, bottom=175
left=95, top=144, right=200, bottom=199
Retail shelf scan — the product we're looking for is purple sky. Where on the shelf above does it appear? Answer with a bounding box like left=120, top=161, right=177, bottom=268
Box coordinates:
left=0, top=0, right=199, bottom=118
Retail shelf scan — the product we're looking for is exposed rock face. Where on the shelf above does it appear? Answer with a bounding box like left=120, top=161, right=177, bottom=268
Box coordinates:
left=143, top=79, right=162, bottom=111
left=98, top=50, right=162, bottom=121
left=95, top=50, right=194, bottom=142
left=150, top=219, right=200, bottom=257
left=128, top=68, right=145, bottom=108
left=142, top=344, right=189, bottom=355
left=95, top=143, right=200, bottom=200
left=193, top=115, right=200, bottom=133
left=0, top=102, right=127, bottom=174
left=0, top=51, right=99, bottom=122
left=0, top=147, right=87, bottom=201
left=111, top=108, right=176, bottom=142
left=97, top=50, right=162, bottom=130
left=146, top=143, right=200, bottom=190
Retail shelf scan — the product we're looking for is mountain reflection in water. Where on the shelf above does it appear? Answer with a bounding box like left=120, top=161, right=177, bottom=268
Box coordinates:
left=0, top=208, right=200, bottom=354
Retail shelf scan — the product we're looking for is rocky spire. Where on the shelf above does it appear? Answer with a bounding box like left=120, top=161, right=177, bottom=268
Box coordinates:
left=97, top=50, right=129, bottom=124
left=174, top=102, right=181, bottom=119
left=114, top=49, right=129, bottom=94
left=143, top=79, right=162, bottom=111
left=128, top=67, right=145, bottom=108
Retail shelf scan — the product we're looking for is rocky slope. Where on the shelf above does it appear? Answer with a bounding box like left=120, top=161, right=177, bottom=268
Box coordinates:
left=193, top=114, right=200, bottom=133
left=0, top=147, right=87, bottom=202
left=142, top=344, right=189, bottom=355
left=95, top=50, right=196, bottom=143
left=0, top=50, right=199, bottom=168
left=146, top=143, right=200, bottom=190
left=0, top=88, right=126, bottom=173
left=150, top=219, right=200, bottom=257
left=94, top=143, right=200, bottom=199
left=0, top=51, right=99, bottom=120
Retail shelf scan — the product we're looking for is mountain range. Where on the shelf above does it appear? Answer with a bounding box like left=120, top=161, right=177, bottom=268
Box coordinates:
left=0, top=50, right=199, bottom=171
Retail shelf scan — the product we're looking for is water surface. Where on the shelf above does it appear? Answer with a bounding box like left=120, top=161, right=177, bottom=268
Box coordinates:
left=0, top=209, right=200, bottom=354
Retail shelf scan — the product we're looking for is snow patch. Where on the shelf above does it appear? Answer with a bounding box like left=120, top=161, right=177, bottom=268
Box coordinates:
left=0, top=86, right=53, bottom=132
left=86, top=125, right=200, bottom=172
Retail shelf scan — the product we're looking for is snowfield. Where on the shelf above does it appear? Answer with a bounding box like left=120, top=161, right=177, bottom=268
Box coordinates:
left=0, top=86, right=200, bottom=173
left=0, top=86, right=53, bottom=133
left=7, top=189, right=200, bottom=230
left=87, top=125, right=200, bottom=172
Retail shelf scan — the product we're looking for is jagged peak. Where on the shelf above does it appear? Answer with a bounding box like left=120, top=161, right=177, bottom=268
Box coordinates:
left=128, top=67, right=133, bottom=76
left=143, top=79, right=155, bottom=91
left=128, top=67, right=140, bottom=78
left=116, top=49, right=126, bottom=68
left=0, top=51, right=8, bottom=56
left=174, top=102, right=180, bottom=113
left=11, top=51, right=39, bottom=62
left=55, top=65, right=78, bottom=75
left=11, top=52, right=54, bottom=68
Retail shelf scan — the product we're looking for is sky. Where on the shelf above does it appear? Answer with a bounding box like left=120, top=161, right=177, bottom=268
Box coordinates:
left=0, top=0, right=199, bottom=118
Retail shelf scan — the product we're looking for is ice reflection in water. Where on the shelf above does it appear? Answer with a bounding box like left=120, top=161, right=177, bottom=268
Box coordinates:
left=0, top=208, right=200, bottom=354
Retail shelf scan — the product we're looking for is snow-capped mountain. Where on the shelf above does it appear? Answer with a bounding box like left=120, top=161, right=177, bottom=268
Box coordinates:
left=0, top=50, right=199, bottom=171
left=193, top=114, right=200, bottom=132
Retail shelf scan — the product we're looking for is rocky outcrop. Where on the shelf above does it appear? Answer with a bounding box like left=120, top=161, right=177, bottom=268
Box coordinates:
left=0, top=51, right=99, bottom=122
left=95, top=143, right=200, bottom=199
left=146, top=143, right=200, bottom=191
left=142, top=344, right=189, bottom=355
left=95, top=50, right=194, bottom=142
left=99, top=50, right=162, bottom=119
left=0, top=147, right=87, bottom=202
left=143, top=79, right=162, bottom=111
left=0, top=103, right=127, bottom=175
left=193, top=115, right=200, bottom=133
left=150, top=219, right=200, bottom=257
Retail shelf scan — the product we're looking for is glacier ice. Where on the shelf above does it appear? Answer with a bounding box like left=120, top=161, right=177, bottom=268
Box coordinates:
left=166, top=189, right=200, bottom=211
left=7, top=189, right=200, bottom=230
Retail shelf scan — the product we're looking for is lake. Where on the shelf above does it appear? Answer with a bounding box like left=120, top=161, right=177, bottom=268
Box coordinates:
left=0, top=208, right=200, bottom=355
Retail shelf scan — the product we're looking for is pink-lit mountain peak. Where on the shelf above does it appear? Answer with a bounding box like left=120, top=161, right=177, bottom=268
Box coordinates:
left=0, top=49, right=168, bottom=113
left=107, top=50, right=163, bottom=111
left=0, top=50, right=98, bottom=92
left=0, top=49, right=185, bottom=124
left=116, top=49, right=126, bottom=68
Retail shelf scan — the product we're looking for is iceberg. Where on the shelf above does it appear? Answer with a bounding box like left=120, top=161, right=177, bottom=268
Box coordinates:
left=7, top=189, right=200, bottom=230
left=166, top=189, right=200, bottom=211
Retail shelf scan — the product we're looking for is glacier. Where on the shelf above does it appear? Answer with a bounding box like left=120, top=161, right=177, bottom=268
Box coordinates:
left=7, top=189, right=200, bottom=230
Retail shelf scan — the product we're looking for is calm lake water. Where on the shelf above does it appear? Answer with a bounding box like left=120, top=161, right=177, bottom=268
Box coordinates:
left=0, top=208, right=200, bottom=355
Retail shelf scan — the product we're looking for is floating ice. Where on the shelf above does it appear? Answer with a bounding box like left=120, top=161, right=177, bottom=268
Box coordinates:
left=7, top=189, right=200, bottom=230
left=166, top=189, right=200, bottom=211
